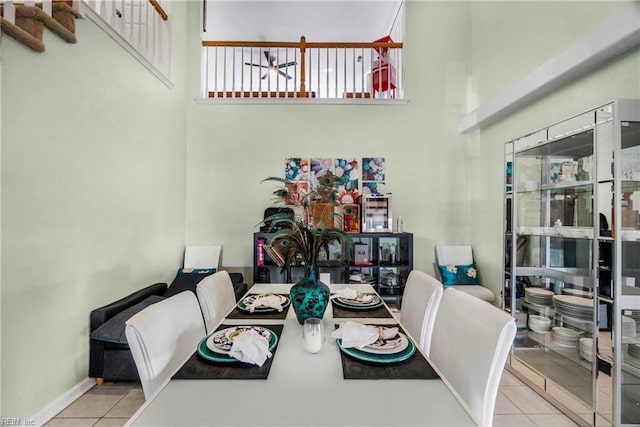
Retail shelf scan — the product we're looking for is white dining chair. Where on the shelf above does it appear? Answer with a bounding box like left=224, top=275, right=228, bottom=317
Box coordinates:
left=400, top=270, right=443, bottom=356
left=429, top=287, right=516, bottom=427
left=196, top=270, right=237, bottom=333
left=125, top=291, right=206, bottom=400
left=435, top=245, right=495, bottom=303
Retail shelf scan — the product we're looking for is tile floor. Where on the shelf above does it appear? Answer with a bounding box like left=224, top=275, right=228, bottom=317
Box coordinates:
left=44, top=369, right=578, bottom=426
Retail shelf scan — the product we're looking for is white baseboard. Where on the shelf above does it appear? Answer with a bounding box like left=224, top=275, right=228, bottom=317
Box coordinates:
left=31, top=377, right=95, bottom=426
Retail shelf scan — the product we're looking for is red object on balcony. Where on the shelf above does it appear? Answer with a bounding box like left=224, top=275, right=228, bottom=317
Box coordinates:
left=372, top=35, right=394, bottom=55
left=371, top=58, right=396, bottom=98
left=371, top=35, right=396, bottom=98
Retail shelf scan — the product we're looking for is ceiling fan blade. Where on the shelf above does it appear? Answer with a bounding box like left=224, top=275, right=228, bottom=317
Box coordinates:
left=244, top=62, right=269, bottom=68
left=278, top=70, right=293, bottom=80
left=277, top=61, right=297, bottom=69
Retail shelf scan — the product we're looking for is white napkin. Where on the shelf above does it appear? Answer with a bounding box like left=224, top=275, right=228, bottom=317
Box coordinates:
left=332, top=288, right=359, bottom=300
left=332, top=288, right=375, bottom=303
left=247, top=295, right=283, bottom=313
left=331, top=321, right=399, bottom=349
left=228, top=329, right=272, bottom=366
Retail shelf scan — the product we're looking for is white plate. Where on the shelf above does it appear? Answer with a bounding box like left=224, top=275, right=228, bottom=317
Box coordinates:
left=360, top=333, right=409, bottom=355
left=206, top=326, right=271, bottom=354
left=336, top=294, right=381, bottom=307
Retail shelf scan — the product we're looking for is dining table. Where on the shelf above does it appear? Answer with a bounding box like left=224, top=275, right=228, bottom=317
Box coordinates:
left=126, top=282, right=478, bottom=426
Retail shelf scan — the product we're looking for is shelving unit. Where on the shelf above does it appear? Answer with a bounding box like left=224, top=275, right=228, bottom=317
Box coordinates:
left=503, top=99, right=640, bottom=427
left=253, top=231, right=413, bottom=306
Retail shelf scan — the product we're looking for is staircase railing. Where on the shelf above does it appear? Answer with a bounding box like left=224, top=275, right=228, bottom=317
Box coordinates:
left=81, top=0, right=171, bottom=85
left=201, top=36, right=404, bottom=101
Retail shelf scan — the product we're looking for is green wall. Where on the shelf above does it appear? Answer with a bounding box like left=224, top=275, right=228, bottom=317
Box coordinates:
left=465, top=1, right=640, bottom=301
left=184, top=1, right=473, bottom=278
left=0, top=0, right=638, bottom=420
left=0, top=3, right=188, bottom=417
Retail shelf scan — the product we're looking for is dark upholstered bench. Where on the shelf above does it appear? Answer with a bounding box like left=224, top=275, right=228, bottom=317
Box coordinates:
left=89, top=270, right=247, bottom=384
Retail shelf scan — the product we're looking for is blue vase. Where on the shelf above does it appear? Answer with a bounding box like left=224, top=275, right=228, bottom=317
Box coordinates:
left=290, top=265, right=330, bottom=324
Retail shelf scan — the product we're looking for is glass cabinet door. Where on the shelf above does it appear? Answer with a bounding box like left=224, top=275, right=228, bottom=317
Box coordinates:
left=504, top=100, right=640, bottom=427
left=618, top=119, right=640, bottom=426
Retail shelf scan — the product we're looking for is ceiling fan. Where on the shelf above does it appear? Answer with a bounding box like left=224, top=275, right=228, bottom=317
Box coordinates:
left=244, top=50, right=297, bottom=80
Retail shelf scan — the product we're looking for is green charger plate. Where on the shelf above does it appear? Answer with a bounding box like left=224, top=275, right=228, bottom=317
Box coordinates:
left=197, top=327, right=278, bottom=363
left=336, top=332, right=415, bottom=363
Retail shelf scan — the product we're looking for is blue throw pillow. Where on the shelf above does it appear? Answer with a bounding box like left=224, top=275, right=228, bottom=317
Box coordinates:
left=438, top=263, right=479, bottom=286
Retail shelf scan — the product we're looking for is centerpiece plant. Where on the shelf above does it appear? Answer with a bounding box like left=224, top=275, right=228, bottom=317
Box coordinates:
left=261, top=175, right=353, bottom=324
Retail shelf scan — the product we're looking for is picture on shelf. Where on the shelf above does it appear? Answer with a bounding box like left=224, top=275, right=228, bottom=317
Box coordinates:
left=362, top=157, right=385, bottom=181
left=285, top=158, right=309, bottom=181
left=334, top=158, right=359, bottom=203
left=284, top=181, right=308, bottom=205
left=362, top=181, right=386, bottom=194
left=547, top=157, right=578, bottom=183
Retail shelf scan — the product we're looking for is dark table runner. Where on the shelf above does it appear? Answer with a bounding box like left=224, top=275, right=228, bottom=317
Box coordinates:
left=331, top=300, right=394, bottom=319
left=336, top=325, right=440, bottom=380
left=172, top=324, right=283, bottom=380
left=225, top=294, right=290, bottom=320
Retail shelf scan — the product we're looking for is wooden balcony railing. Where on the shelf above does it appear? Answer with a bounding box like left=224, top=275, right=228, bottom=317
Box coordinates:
left=201, top=36, right=404, bottom=101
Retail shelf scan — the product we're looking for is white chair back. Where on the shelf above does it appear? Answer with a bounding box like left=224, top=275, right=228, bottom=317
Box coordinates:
left=184, top=245, right=221, bottom=270
left=429, top=287, right=516, bottom=427
left=435, top=245, right=473, bottom=266
left=125, top=291, right=205, bottom=400
left=196, top=270, right=237, bottom=333
left=434, top=244, right=495, bottom=303
left=400, top=270, right=443, bottom=356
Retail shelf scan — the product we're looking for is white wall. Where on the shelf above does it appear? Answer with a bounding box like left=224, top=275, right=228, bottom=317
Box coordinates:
left=184, top=1, right=473, bottom=278
left=0, top=3, right=188, bottom=417
left=465, top=1, right=640, bottom=300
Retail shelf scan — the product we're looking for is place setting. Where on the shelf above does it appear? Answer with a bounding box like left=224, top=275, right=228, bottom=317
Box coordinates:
left=225, top=293, right=291, bottom=320
left=173, top=324, right=283, bottom=380
left=330, top=288, right=393, bottom=319
left=331, top=321, right=439, bottom=380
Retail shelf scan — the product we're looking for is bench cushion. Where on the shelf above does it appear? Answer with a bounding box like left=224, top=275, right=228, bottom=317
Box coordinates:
left=90, top=295, right=165, bottom=344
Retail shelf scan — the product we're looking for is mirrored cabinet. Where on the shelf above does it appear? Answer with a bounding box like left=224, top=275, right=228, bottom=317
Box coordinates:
left=503, top=99, right=640, bottom=427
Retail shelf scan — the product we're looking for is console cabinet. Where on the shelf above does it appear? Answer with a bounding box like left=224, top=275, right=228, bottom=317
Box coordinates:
left=503, top=99, right=640, bottom=426
left=253, top=232, right=413, bottom=305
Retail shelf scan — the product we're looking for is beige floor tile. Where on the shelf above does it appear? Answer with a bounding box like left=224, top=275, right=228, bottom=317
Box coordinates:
left=527, top=413, right=579, bottom=426
left=500, top=369, right=523, bottom=386
left=56, top=389, right=128, bottom=418
left=96, top=382, right=139, bottom=389
left=500, top=385, right=561, bottom=414
left=495, top=391, right=524, bottom=415
left=43, top=418, right=99, bottom=426
left=104, top=389, right=145, bottom=418
left=493, top=414, right=537, bottom=426
left=94, top=418, right=130, bottom=427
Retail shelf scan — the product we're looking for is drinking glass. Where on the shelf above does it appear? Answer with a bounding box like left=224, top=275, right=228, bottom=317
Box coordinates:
left=303, top=318, right=324, bottom=353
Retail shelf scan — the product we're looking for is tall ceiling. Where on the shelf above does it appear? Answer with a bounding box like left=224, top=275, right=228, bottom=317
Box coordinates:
left=202, top=1, right=404, bottom=43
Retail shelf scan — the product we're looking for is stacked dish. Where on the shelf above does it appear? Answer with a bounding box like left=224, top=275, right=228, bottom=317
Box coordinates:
left=336, top=326, right=415, bottom=363
left=551, top=326, right=583, bottom=348
left=528, top=315, right=552, bottom=333
left=579, top=338, right=594, bottom=362
left=622, top=316, right=637, bottom=338
left=561, top=288, right=594, bottom=299
left=553, top=295, right=593, bottom=320
left=524, top=288, right=554, bottom=306
left=333, top=293, right=383, bottom=310
left=197, top=326, right=278, bottom=363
